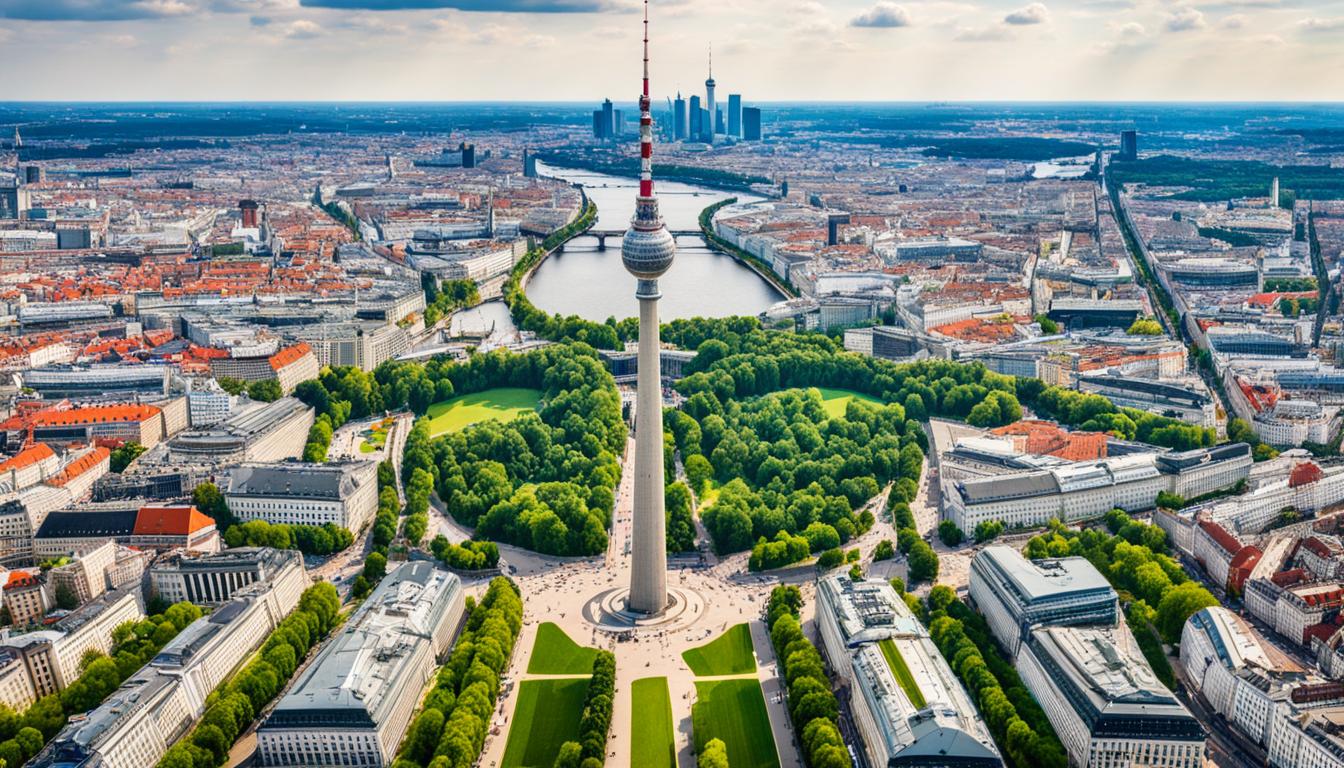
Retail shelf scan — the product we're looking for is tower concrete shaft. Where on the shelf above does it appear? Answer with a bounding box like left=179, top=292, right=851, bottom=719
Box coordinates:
left=628, top=285, right=668, bottom=614
left=622, top=0, right=676, bottom=616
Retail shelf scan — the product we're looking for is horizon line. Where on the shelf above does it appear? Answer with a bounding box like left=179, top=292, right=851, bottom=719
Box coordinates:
left=3, top=99, right=1344, bottom=106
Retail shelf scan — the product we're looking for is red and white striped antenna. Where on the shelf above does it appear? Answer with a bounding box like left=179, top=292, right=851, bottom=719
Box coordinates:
left=639, top=0, right=654, bottom=199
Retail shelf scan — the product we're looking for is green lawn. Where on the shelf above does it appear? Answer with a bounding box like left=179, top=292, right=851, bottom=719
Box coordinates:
left=682, top=623, right=756, bottom=677
left=501, top=678, right=589, bottom=768
left=631, top=677, right=676, bottom=768
left=691, top=679, right=780, bottom=768
left=425, top=387, right=542, bottom=437
left=878, top=638, right=927, bottom=709
left=527, top=622, right=599, bottom=675
left=813, top=387, right=884, bottom=419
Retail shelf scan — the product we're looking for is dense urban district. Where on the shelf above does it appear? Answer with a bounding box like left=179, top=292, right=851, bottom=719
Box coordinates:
left=0, top=99, right=1340, bottom=768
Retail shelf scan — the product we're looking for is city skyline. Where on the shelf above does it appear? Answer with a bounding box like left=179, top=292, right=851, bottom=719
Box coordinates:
left=1, top=0, right=1343, bottom=101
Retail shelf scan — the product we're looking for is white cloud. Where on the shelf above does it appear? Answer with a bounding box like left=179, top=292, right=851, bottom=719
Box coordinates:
left=282, top=18, right=321, bottom=37
left=1116, top=20, right=1145, bottom=38
left=1165, top=7, right=1206, bottom=31
left=1004, top=2, right=1048, bottom=25
left=953, top=24, right=1013, bottom=41
left=1298, top=17, right=1344, bottom=32
left=1221, top=13, right=1245, bottom=29
left=102, top=33, right=139, bottom=46
left=850, top=1, right=911, bottom=27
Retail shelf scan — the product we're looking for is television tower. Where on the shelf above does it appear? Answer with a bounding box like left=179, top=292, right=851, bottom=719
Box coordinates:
left=704, top=46, right=716, bottom=144
left=623, top=0, right=676, bottom=616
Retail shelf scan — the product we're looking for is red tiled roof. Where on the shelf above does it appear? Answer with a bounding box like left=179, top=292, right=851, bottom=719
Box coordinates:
left=1301, top=536, right=1342, bottom=559
left=1273, top=568, right=1308, bottom=587
left=1290, top=462, right=1325, bottom=488
left=133, top=505, right=215, bottom=537
left=0, top=443, right=55, bottom=473
left=1199, top=520, right=1242, bottom=556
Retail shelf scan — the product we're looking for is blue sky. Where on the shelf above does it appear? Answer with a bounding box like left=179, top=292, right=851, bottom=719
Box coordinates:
left=0, top=0, right=1341, bottom=100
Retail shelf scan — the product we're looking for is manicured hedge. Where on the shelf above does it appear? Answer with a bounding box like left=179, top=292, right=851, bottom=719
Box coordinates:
left=556, top=650, right=615, bottom=766
left=765, top=586, right=850, bottom=768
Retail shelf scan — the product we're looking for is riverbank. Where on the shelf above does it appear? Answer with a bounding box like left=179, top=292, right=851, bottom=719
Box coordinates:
left=698, top=198, right=798, bottom=299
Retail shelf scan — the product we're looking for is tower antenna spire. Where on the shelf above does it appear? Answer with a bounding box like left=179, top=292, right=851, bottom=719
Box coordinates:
left=642, top=0, right=649, bottom=98
left=708, top=44, right=712, bottom=79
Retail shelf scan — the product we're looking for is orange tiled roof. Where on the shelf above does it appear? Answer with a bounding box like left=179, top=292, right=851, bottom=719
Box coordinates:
left=991, top=420, right=1108, bottom=461
left=34, top=404, right=160, bottom=427
left=269, top=342, right=312, bottom=371
left=48, top=447, right=110, bottom=488
left=0, top=443, right=55, bottom=473
left=133, top=505, right=214, bottom=536
left=5, top=570, right=39, bottom=589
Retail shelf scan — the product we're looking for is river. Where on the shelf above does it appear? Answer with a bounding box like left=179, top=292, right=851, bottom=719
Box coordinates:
left=524, top=162, right=784, bottom=322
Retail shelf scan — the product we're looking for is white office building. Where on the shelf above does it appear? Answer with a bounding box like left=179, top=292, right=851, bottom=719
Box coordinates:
left=150, top=547, right=304, bottom=606
left=968, top=546, right=1119, bottom=653
left=944, top=443, right=1252, bottom=532
left=224, top=460, right=379, bottom=533
left=257, top=562, right=466, bottom=768
left=815, top=574, right=1002, bottom=768
left=1017, top=623, right=1206, bottom=768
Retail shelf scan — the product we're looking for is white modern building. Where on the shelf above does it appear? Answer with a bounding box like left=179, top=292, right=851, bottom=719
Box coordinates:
left=223, top=460, right=379, bottom=533
left=1182, top=607, right=1344, bottom=768
left=256, top=562, right=466, bottom=768
left=0, top=589, right=143, bottom=707
left=944, top=443, right=1253, bottom=532
left=1017, top=623, right=1206, bottom=768
left=815, top=574, right=1003, bottom=768
left=150, top=547, right=304, bottom=606
left=968, top=546, right=1119, bottom=653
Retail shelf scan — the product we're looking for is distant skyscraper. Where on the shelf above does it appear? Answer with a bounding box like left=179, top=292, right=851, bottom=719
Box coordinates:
left=728, top=94, right=742, bottom=138
left=689, top=95, right=702, bottom=140
left=743, top=107, right=762, bottom=141
left=673, top=93, right=687, bottom=140
left=700, top=109, right=711, bottom=141
left=1119, top=130, right=1137, bottom=161
left=523, top=149, right=537, bottom=178
left=593, top=110, right=606, bottom=139
left=623, top=0, right=676, bottom=616
left=1271, top=176, right=1280, bottom=208
left=0, top=177, right=19, bottom=220
left=602, top=99, right=615, bottom=140
left=704, top=47, right=716, bottom=145
left=614, top=109, right=625, bottom=137
left=716, top=109, right=725, bottom=135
